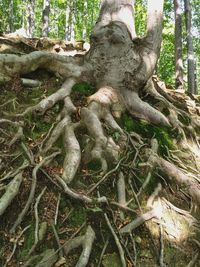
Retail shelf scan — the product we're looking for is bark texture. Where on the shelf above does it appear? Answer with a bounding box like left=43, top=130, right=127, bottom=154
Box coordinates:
left=174, top=0, right=184, bottom=90
left=42, top=0, right=50, bottom=37
left=184, top=0, right=197, bottom=94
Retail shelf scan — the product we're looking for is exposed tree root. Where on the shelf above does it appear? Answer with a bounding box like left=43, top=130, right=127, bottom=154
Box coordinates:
left=63, top=225, right=95, bottom=267
left=0, top=69, right=199, bottom=265
left=0, top=8, right=200, bottom=265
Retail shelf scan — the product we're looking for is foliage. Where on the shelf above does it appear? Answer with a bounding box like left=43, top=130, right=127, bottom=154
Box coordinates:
left=0, top=0, right=199, bottom=91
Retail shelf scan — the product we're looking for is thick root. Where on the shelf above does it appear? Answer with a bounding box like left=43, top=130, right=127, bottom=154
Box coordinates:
left=0, top=51, right=84, bottom=82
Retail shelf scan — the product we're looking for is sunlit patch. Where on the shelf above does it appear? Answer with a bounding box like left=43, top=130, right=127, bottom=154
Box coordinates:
left=187, top=140, right=200, bottom=160
left=146, top=198, right=197, bottom=243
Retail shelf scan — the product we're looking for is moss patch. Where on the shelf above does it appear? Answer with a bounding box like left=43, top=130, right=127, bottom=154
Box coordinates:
left=121, top=113, right=174, bottom=156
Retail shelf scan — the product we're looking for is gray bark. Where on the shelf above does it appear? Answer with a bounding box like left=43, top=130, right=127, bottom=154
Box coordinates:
left=65, top=1, right=71, bottom=41
left=184, top=0, right=197, bottom=94
left=27, top=0, right=35, bottom=37
left=42, top=0, right=50, bottom=37
left=9, top=0, right=14, bottom=33
left=65, top=0, right=75, bottom=41
left=97, top=0, right=136, bottom=39
left=174, top=0, right=184, bottom=90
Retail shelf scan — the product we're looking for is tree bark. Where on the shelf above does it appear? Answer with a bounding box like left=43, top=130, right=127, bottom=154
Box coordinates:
left=9, top=0, right=14, bottom=33
left=65, top=0, right=75, bottom=41
left=174, top=0, right=184, bottom=90
left=42, top=0, right=50, bottom=37
left=65, top=1, right=71, bottom=41
left=184, top=0, right=197, bottom=94
left=27, top=0, right=35, bottom=37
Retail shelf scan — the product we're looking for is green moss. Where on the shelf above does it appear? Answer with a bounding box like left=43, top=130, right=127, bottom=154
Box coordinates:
left=121, top=113, right=174, bottom=156
left=73, top=82, right=95, bottom=96
left=69, top=207, right=86, bottom=227
left=87, top=159, right=102, bottom=171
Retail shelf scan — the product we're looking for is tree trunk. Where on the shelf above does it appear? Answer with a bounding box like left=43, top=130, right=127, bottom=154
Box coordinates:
left=42, top=0, right=50, bottom=37
left=26, top=0, right=35, bottom=37
left=9, top=0, right=14, bottom=33
left=184, top=0, right=197, bottom=94
left=174, top=0, right=184, bottom=90
left=65, top=1, right=71, bottom=41
left=65, top=0, right=75, bottom=41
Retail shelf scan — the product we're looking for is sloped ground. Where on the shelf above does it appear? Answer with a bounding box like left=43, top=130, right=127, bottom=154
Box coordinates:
left=0, top=38, right=200, bottom=267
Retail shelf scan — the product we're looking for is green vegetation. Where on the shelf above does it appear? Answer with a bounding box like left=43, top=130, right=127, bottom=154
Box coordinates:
left=73, top=82, right=95, bottom=96
left=121, top=113, right=174, bottom=156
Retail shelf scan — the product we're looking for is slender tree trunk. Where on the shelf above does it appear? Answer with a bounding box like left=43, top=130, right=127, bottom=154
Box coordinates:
left=42, top=0, right=50, bottom=37
left=184, top=0, right=197, bottom=94
left=70, top=1, right=75, bottom=41
left=82, top=1, right=88, bottom=40
left=65, top=1, right=71, bottom=41
left=26, top=0, right=35, bottom=37
left=174, top=0, right=184, bottom=90
left=9, top=0, right=14, bottom=33
left=65, top=0, right=75, bottom=42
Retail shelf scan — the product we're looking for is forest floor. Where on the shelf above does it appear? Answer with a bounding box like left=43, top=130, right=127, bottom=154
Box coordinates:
left=0, top=36, right=200, bottom=267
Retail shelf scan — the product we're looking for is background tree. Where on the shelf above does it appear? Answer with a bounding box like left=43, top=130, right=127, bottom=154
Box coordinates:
left=174, top=0, right=184, bottom=90
left=9, top=0, right=14, bottom=33
left=26, top=0, right=35, bottom=37
left=42, top=0, right=50, bottom=37
left=184, top=0, right=197, bottom=94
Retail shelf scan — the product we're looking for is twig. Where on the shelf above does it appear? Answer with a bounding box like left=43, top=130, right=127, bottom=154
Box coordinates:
left=21, top=142, right=34, bottom=165
left=4, top=225, right=31, bottom=267
left=129, top=233, right=137, bottom=267
left=51, top=222, right=64, bottom=257
left=128, top=177, right=142, bottom=211
left=56, top=176, right=92, bottom=203
left=55, top=193, right=61, bottom=225
left=104, top=213, right=126, bottom=267
left=117, top=172, right=126, bottom=220
left=10, top=151, right=60, bottom=233
left=110, top=201, right=137, bottom=214
left=40, top=168, right=62, bottom=189
left=1, top=159, right=29, bottom=182
left=61, top=208, right=74, bottom=225
left=97, top=239, right=109, bottom=267
left=87, top=156, right=125, bottom=194
left=28, top=186, right=47, bottom=256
